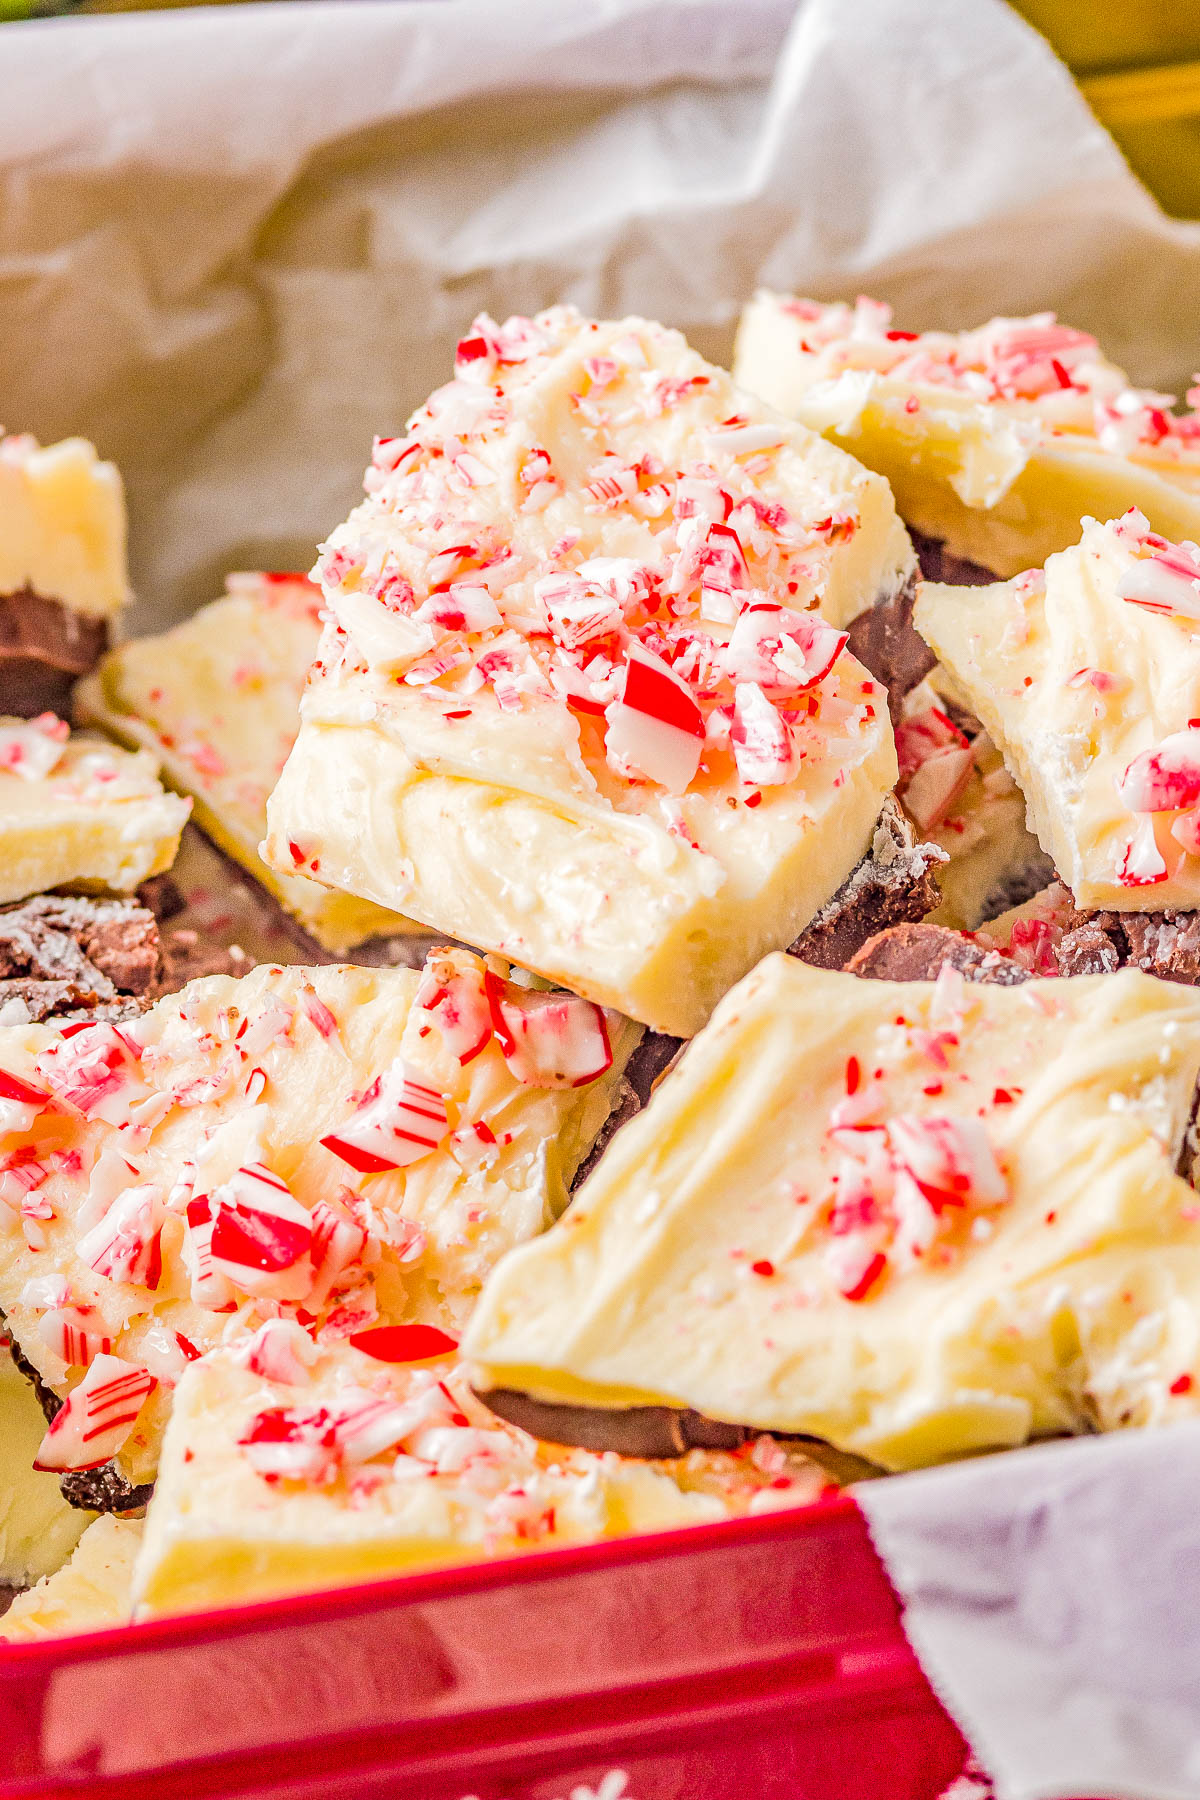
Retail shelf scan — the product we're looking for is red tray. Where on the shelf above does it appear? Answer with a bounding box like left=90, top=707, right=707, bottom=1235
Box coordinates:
left=0, top=1493, right=969, bottom=1800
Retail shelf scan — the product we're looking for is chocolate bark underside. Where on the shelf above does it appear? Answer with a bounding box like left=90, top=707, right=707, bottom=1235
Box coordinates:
left=0, top=589, right=108, bottom=719
left=0, top=894, right=160, bottom=1022
left=475, top=1387, right=882, bottom=1485
left=789, top=796, right=943, bottom=972
left=569, top=1030, right=682, bottom=1193
left=3, top=1328, right=153, bottom=1514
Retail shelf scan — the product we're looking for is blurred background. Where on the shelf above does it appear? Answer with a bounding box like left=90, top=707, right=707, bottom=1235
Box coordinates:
left=5, top=0, right=1198, bottom=218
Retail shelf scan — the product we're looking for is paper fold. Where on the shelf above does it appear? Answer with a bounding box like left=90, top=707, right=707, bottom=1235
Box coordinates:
left=859, top=1427, right=1200, bottom=1800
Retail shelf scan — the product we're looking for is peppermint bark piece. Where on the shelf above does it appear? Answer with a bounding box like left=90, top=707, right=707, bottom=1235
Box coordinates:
left=132, top=1341, right=824, bottom=1618
left=0, top=713, right=188, bottom=906
left=735, top=294, right=1200, bottom=579
left=916, top=513, right=1200, bottom=912
left=0, top=1516, right=140, bottom=1641
left=0, top=949, right=639, bottom=1500
left=77, top=573, right=421, bottom=955
left=465, top=954, right=1200, bottom=1472
left=0, top=435, right=129, bottom=717
left=263, top=307, right=915, bottom=1036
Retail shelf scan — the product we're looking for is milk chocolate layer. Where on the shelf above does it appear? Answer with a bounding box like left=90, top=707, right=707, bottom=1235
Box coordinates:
left=907, top=529, right=998, bottom=589
left=846, top=569, right=934, bottom=711
left=848, top=921, right=1031, bottom=985
left=0, top=895, right=160, bottom=1023
left=0, top=588, right=108, bottom=719
left=475, top=1387, right=882, bottom=1484
left=790, top=796, right=943, bottom=972
left=569, top=1029, right=682, bottom=1192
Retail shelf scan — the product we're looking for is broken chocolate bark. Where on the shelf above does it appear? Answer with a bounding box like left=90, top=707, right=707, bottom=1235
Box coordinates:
left=0, top=589, right=108, bottom=719
left=789, top=796, right=945, bottom=972
left=847, top=921, right=1031, bottom=985
left=0, top=894, right=160, bottom=1024
left=906, top=529, right=998, bottom=590
left=845, top=568, right=935, bottom=713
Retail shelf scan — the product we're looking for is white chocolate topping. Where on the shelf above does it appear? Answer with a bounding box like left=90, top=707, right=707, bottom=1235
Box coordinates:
left=465, top=955, right=1200, bottom=1471
left=735, top=294, right=1200, bottom=578
left=0, top=435, right=129, bottom=618
left=0, top=713, right=189, bottom=904
left=263, top=307, right=909, bottom=1034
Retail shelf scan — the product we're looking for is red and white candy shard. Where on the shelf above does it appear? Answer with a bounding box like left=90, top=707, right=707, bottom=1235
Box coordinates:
left=730, top=682, right=796, bottom=786
left=37, top=1301, right=111, bottom=1369
left=485, top=972, right=612, bottom=1088
left=321, top=1060, right=450, bottom=1173
left=209, top=1164, right=312, bottom=1283
left=1120, top=540, right=1200, bottom=620
left=76, top=1182, right=163, bottom=1290
left=0, top=1069, right=49, bottom=1136
left=724, top=605, right=846, bottom=694
left=37, top=1023, right=145, bottom=1127
left=1119, top=814, right=1168, bottom=887
left=0, top=712, right=69, bottom=781
left=604, top=645, right=705, bottom=791
left=887, top=1115, right=1007, bottom=1213
left=182, top=1194, right=235, bottom=1310
left=901, top=744, right=975, bottom=832
left=413, top=960, right=492, bottom=1065
left=33, top=1354, right=156, bottom=1473
left=1116, top=730, right=1200, bottom=814
left=307, top=1199, right=369, bottom=1309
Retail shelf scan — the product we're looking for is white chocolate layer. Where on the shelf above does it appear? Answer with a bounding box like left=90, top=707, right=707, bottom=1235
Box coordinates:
left=264, top=308, right=909, bottom=1035
left=465, top=955, right=1200, bottom=1471
left=735, top=294, right=1200, bottom=578
left=0, top=436, right=129, bottom=618
left=0, top=716, right=189, bottom=905
left=133, top=1345, right=822, bottom=1617
left=76, top=574, right=419, bottom=953
left=0, top=1517, right=140, bottom=1641
left=0, top=952, right=638, bottom=1488
left=915, top=515, right=1200, bottom=911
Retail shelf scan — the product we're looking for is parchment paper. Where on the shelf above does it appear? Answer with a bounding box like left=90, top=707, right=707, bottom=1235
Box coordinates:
left=6, top=1, right=1200, bottom=1786
left=859, top=1426, right=1200, bottom=1800
left=2, top=0, right=1200, bottom=631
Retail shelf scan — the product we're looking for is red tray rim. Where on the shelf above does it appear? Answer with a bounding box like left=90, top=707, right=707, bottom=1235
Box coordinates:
left=0, top=1487, right=864, bottom=1668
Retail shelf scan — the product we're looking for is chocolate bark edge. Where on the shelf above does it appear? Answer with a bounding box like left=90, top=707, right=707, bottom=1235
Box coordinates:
left=475, top=1387, right=883, bottom=1484
left=845, top=567, right=934, bottom=714
left=847, top=921, right=1031, bottom=986
left=4, top=1326, right=152, bottom=1514
left=906, top=528, right=999, bottom=590
left=569, top=1030, right=683, bottom=1193
left=0, top=588, right=108, bottom=719
left=789, top=796, right=945, bottom=973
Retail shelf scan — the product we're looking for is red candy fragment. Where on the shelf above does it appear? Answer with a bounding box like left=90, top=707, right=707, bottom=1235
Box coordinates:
left=348, top=1324, right=459, bottom=1364
left=321, top=1061, right=449, bottom=1173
